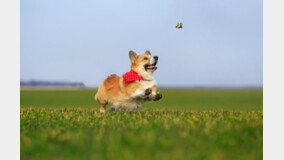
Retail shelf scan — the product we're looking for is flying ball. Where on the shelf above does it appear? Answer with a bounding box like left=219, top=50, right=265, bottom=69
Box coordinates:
left=176, top=23, right=183, bottom=29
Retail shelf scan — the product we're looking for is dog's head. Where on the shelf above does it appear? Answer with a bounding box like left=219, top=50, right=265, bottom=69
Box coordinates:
left=129, top=50, right=158, bottom=78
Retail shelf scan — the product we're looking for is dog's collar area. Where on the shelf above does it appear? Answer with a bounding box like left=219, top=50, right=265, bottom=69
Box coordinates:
left=123, top=70, right=148, bottom=84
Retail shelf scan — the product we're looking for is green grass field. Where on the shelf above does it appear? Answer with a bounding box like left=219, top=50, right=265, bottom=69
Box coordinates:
left=21, top=89, right=263, bottom=160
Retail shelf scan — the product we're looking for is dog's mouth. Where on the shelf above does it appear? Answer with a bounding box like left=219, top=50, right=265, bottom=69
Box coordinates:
left=144, top=62, right=157, bottom=71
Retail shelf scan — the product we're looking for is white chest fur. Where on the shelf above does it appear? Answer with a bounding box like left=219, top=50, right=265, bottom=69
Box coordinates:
left=137, top=80, right=156, bottom=90
left=130, top=79, right=156, bottom=98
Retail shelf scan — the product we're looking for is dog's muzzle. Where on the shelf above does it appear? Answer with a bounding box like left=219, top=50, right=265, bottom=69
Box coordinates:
left=145, top=56, right=158, bottom=71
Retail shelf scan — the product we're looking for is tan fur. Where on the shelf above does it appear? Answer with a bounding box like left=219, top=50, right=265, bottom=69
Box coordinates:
left=152, top=85, right=157, bottom=93
left=95, top=50, right=161, bottom=112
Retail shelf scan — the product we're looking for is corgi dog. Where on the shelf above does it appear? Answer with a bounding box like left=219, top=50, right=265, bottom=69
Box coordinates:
left=95, top=50, right=162, bottom=113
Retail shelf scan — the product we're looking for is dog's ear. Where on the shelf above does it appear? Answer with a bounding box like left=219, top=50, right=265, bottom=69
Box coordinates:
left=129, top=50, right=138, bottom=63
left=145, top=50, right=151, bottom=55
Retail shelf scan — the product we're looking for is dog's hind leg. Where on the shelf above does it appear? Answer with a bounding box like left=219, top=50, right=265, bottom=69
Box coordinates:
left=95, top=94, right=107, bottom=113
left=95, top=89, right=108, bottom=113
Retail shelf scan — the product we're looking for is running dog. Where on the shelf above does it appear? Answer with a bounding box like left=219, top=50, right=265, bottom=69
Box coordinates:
left=95, top=50, right=162, bottom=112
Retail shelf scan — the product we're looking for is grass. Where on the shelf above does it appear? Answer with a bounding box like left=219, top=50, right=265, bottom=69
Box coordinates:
left=20, top=88, right=263, bottom=160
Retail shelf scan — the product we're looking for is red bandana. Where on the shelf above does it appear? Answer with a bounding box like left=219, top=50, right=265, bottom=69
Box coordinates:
left=124, top=70, right=145, bottom=85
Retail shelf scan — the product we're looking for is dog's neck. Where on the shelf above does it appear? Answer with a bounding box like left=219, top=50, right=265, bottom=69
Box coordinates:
left=138, top=71, right=155, bottom=81
left=131, top=66, right=155, bottom=81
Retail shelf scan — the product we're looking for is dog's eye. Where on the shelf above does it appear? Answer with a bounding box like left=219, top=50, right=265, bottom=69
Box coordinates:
left=144, top=57, right=148, bottom=60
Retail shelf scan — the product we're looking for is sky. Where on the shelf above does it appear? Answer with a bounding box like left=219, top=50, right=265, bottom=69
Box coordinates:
left=21, top=0, right=263, bottom=87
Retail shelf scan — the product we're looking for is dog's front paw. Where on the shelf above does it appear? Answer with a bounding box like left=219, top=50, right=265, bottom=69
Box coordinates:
left=154, top=92, right=162, bottom=101
left=145, top=88, right=152, bottom=96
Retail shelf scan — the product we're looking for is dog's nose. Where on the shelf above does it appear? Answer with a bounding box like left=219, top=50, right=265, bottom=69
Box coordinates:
left=154, top=56, right=158, bottom=61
